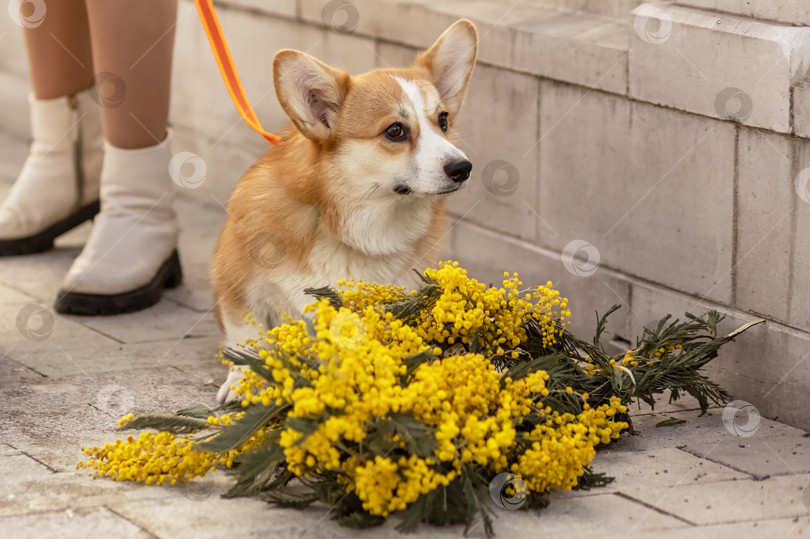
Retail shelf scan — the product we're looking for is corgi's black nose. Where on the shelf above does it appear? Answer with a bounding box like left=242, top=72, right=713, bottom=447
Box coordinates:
left=444, top=160, right=472, bottom=183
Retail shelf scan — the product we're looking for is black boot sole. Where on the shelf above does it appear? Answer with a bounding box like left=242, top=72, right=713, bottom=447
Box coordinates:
left=0, top=200, right=101, bottom=256
left=54, top=249, right=183, bottom=315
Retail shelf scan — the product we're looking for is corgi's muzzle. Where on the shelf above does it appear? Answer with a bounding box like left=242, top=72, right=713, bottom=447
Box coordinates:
left=394, top=159, right=472, bottom=196
left=444, top=159, right=472, bottom=183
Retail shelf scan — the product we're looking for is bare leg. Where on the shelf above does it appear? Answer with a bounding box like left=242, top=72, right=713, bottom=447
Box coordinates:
left=0, top=0, right=101, bottom=253
left=21, top=0, right=94, bottom=99
left=53, top=0, right=180, bottom=314
left=85, top=0, right=177, bottom=149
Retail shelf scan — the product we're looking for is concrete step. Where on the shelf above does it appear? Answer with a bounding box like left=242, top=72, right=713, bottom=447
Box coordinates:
left=675, top=0, right=810, bottom=26
left=529, top=0, right=650, bottom=19
left=299, top=0, right=630, bottom=93
left=629, top=3, right=810, bottom=134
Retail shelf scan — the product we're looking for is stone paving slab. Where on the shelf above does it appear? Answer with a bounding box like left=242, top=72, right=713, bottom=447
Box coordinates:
left=568, top=447, right=749, bottom=495
left=0, top=355, right=45, bottom=384
left=621, top=473, right=810, bottom=526
left=0, top=507, right=152, bottom=539
left=0, top=303, right=118, bottom=368
left=1, top=366, right=220, bottom=472
left=0, top=452, right=54, bottom=482
left=109, top=484, right=688, bottom=539
left=0, top=283, right=36, bottom=304
left=0, top=464, right=179, bottom=518
left=684, top=435, right=810, bottom=479
left=511, top=492, right=689, bottom=537
left=107, top=481, right=357, bottom=539
left=616, top=407, right=807, bottom=452
left=6, top=335, right=223, bottom=379
left=613, top=515, right=810, bottom=539
left=68, top=299, right=219, bottom=345
left=0, top=246, right=85, bottom=304
left=162, top=257, right=217, bottom=313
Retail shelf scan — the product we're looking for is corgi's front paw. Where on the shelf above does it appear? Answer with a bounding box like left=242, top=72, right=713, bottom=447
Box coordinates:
left=217, top=367, right=245, bottom=404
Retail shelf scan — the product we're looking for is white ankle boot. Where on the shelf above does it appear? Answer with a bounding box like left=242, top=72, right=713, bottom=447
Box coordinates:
left=54, top=132, right=182, bottom=315
left=0, top=88, right=102, bottom=255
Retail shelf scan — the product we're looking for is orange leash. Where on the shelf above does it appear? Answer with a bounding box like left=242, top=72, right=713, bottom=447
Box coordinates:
left=193, top=0, right=280, bottom=146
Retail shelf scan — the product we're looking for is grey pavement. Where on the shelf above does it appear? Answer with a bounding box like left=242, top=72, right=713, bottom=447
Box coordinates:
left=1, top=127, right=809, bottom=538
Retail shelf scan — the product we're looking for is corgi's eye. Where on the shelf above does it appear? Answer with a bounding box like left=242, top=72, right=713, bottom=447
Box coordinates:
left=384, top=122, right=408, bottom=142
left=438, top=111, right=449, bottom=132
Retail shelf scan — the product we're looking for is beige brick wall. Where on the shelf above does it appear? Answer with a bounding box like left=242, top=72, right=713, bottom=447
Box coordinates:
left=0, top=0, right=808, bottom=428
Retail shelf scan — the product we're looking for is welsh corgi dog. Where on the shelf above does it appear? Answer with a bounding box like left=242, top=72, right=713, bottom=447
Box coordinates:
left=211, top=19, right=478, bottom=402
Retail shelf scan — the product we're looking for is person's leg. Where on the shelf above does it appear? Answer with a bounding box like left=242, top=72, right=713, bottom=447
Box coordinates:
left=21, top=0, right=94, bottom=98
left=55, top=0, right=181, bottom=315
left=85, top=0, right=177, bottom=148
left=0, top=0, right=102, bottom=255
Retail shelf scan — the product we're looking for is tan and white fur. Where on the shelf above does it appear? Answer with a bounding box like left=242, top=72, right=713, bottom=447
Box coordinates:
left=211, top=20, right=478, bottom=402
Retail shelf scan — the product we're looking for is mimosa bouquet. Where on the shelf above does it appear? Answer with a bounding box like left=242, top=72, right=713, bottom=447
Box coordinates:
left=80, top=262, right=758, bottom=536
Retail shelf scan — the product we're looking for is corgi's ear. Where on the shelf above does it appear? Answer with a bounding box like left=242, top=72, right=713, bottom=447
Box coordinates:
left=414, top=19, right=478, bottom=116
left=273, top=50, right=350, bottom=141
